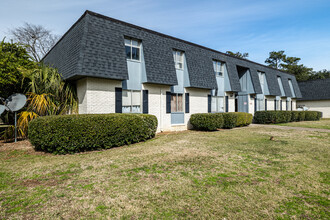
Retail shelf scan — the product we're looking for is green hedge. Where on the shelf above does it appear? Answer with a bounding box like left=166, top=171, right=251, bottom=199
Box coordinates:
left=221, top=113, right=238, bottom=129
left=254, top=110, right=322, bottom=124
left=29, top=114, right=158, bottom=154
left=190, top=113, right=224, bottom=131
left=190, top=112, right=252, bottom=131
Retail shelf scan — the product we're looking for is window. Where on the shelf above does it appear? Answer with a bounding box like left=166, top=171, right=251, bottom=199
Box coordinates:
left=125, top=38, right=141, bottom=61
left=122, top=90, right=141, bottom=113
left=171, top=93, right=183, bottom=112
left=173, top=50, right=184, bottom=70
left=258, top=71, right=265, bottom=93
left=211, top=96, right=224, bottom=112
left=213, top=60, right=224, bottom=77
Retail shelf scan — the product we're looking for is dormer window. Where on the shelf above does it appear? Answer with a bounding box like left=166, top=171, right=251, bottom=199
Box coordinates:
left=125, top=37, right=141, bottom=61
left=213, top=60, right=224, bottom=77
left=173, top=50, right=184, bottom=70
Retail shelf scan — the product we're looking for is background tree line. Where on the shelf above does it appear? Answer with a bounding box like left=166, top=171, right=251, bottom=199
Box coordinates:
left=227, top=50, right=330, bottom=81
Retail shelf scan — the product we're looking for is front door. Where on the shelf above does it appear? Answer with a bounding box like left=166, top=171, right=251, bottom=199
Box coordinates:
left=237, top=93, right=249, bottom=113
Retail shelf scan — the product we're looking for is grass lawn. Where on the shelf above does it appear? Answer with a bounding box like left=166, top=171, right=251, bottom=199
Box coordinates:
left=276, top=118, right=330, bottom=130
left=0, top=126, right=329, bottom=219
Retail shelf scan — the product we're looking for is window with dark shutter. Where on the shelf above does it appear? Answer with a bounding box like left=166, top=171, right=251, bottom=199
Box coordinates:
left=225, top=96, right=229, bottom=112
left=166, top=92, right=171, bottom=113
left=185, top=93, right=189, bottom=113
left=115, top=87, right=122, bottom=113
left=265, top=99, right=267, bottom=111
left=143, top=90, right=148, bottom=114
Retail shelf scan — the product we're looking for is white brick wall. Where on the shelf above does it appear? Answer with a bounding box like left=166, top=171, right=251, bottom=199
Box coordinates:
left=142, top=84, right=172, bottom=132
left=76, top=77, right=122, bottom=114
left=225, top=92, right=235, bottom=112
left=265, top=96, right=275, bottom=110
left=281, top=98, right=287, bottom=110
left=297, top=100, right=330, bottom=118
left=185, top=88, right=209, bottom=129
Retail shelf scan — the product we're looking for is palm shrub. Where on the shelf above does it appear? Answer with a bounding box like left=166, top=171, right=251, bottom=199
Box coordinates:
left=17, top=65, right=78, bottom=137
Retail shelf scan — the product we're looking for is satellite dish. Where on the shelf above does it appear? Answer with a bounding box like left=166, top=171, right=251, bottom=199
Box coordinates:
left=5, top=93, right=27, bottom=112
left=0, top=105, right=6, bottom=115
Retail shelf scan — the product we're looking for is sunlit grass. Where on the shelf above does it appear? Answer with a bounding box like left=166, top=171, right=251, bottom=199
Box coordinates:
left=277, top=118, right=330, bottom=130
left=0, top=126, right=329, bottom=219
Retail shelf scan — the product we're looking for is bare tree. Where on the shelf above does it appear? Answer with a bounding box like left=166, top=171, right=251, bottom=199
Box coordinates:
left=10, top=23, right=60, bottom=62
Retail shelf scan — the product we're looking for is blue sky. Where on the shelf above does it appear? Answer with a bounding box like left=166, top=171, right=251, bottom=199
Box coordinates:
left=1, top=0, right=330, bottom=71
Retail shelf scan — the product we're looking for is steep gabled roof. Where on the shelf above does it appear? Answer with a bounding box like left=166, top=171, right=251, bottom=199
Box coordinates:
left=42, top=10, right=302, bottom=95
left=298, top=78, right=330, bottom=101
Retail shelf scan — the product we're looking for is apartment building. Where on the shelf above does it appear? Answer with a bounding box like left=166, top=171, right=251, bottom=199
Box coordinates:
left=43, top=10, right=302, bottom=131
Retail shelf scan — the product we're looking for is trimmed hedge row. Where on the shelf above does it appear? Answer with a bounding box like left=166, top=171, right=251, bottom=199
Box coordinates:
left=29, top=114, right=158, bottom=154
left=189, top=113, right=224, bottom=131
left=190, top=112, right=253, bottom=131
left=253, top=111, right=322, bottom=124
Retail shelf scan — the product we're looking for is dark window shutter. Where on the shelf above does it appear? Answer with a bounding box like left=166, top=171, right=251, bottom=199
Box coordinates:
left=185, top=93, right=189, bottom=113
left=265, top=99, right=267, bottom=111
left=286, top=101, right=289, bottom=110
left=208, top=95, right=211, bottom=113
left=291, top=101, right=293, bottom=110
left=143, top=90, right=148, bottom=114
left=115, top=87, right=122, bottom=113
left=254, top=97, right=257, bottom=113
left=280, top=100, right=282, bottom=110
left=166, top=92, right=171, bottom=113
left=225, top=96, right=229, bottom=112
left=274, top=100, right=276, bottom=111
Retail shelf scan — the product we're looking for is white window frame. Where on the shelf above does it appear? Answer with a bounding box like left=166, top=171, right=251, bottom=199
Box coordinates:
left=213, top=60, right=224, bottom=77
left=211, top=96, right=225, bottom=113
left=173, top=50, right=184, bottom=70
left=125, top=38, right=141, bottom=61
left=122, top=90, right=142, bottom=113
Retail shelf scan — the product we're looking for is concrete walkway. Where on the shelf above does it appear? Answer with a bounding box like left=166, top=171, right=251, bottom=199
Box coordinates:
left=250, top=124, right=330, bottom=133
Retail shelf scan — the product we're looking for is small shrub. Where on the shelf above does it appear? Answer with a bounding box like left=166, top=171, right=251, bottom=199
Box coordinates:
left=29, top=114, right=158, bottom=154
left=232, top=112, right=253, bottom=127
left=221, top=113, right=238, bottom=129
left=190, top=113, right=224, bottom=131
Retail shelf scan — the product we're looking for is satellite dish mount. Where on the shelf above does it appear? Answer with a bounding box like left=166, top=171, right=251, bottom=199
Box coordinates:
left=0, top=93, right=27, bottom=142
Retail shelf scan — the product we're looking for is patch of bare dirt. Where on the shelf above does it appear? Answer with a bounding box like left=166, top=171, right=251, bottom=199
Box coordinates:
left=0, top=139, right=45, bottom=155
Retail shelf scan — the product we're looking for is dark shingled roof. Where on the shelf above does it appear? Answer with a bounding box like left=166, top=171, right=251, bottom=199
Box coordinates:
left=298, top=78, right=330, bottom=101
left=43, top=10, right=301, bottom=95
